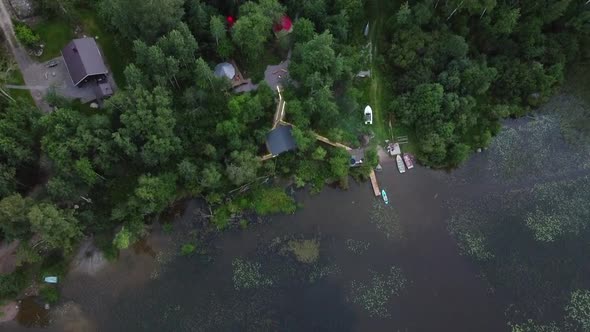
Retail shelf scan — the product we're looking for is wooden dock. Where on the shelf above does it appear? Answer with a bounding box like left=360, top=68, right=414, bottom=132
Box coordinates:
left=369, top=169, right=381, bottom=196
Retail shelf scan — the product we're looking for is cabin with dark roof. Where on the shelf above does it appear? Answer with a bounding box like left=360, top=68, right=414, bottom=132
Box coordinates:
left=266, top=124, right=297, bottom=157
left=61, top=38, right=109, bottom=87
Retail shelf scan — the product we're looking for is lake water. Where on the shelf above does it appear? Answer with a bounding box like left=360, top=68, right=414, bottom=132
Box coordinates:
left=3, top=158, right=508, bottom=332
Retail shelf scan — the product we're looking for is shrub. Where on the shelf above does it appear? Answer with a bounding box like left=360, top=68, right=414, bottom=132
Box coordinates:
left=40, top=286, right=59, bottom=304
left=249, top=187, right=296, bottom=215
left=15, top=24, right=40, bottom=48
left=0, top=270, right=26, bottom=300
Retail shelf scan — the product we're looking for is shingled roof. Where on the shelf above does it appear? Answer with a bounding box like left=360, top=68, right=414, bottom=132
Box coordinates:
left=266, top=124, right=297, bottom=156
left=61, top=38, right=108, bottom=86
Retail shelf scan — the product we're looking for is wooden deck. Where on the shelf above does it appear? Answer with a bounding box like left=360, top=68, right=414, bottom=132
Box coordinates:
left=369, top=169, right=381, bottom=196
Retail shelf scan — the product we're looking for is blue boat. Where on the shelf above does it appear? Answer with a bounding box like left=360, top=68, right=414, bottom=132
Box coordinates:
left=381, top=189, right=389, bottom=205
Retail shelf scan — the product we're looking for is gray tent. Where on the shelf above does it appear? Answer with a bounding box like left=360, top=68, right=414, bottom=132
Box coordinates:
left=214, top=62, right=236, bottom=80
left=266, top=124, right=297, bottom=156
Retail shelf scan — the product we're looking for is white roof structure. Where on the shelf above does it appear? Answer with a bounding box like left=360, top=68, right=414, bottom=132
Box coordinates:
left=214, top=62, right=236, bottom=80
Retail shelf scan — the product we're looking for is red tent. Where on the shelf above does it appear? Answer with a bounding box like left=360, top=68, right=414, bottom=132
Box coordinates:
left=273, top=15, right=293, bottom=33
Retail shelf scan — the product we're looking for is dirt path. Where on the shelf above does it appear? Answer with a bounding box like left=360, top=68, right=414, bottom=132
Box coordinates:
left=367, top=0, right=390, bottom=142
left=0, top=0, right=45, bottom=109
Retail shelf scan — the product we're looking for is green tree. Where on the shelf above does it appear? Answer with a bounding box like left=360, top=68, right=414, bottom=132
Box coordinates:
left=0, top=194, right=32, bottom=241
left=110, top=86, right=181, bottom=168
left=209, top=15, right=226, bottom=45
left=28, top=203, right=81, bottom=253
left=226, top=151, right=261, bottom=186
left=133, top=173, right=178, bottom=215
left=290, top=31, right=343, bottom=91
left=99, top=0, right=184, bottom=42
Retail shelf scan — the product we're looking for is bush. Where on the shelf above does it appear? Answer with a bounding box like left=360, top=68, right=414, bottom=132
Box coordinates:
left=0, top=270, right=26, bottom=300
left=14, top=24, right=40, bottom=48
left=39, top=286, right=59, bottom=304
left=248, top=187, right=296, bottom=215
left=180, top=243, right=196, bottom=256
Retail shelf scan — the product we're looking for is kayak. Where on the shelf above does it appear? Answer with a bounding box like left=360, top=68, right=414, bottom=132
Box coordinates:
left=396, top=155, right=406, bottom=173
left=381, top=189, right=389, bottom=205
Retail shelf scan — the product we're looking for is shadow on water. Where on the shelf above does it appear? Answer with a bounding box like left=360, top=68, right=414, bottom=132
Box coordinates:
left=15, top=297, right=49, bottom=328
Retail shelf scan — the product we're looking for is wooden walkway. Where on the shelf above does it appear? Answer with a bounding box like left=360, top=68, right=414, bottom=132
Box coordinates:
left=369, top=170, right=381, bottom=196
left=313, top=134, right=353, bottom=151
left=261, top=153, right=273, bottom=161
left=272, top=86, right=286, bottom=129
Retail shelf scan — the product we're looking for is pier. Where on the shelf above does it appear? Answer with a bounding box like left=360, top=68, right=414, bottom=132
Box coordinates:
left=369, top=169, right=381, bottom=196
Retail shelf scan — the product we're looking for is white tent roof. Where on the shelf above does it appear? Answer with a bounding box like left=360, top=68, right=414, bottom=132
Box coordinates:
left=214, top=62, right=236, bottom=79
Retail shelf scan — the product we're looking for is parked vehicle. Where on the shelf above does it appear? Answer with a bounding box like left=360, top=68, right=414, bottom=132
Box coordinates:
left=364, top=105, right=373, bottom=125
left=403, top=153, right=414, bottom=169
left=46, top=60, right=59, bottom=68
left=396, top=155, right=406, bottom=173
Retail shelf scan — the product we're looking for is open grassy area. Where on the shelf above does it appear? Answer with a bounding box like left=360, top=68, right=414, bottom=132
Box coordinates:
left=33, top=20, right=74, bottom=62
left=3, top=54, right=34, bottom=104
left=78, top=10, right=131, bottom=86
left=238, top=46, right=281, bottom=83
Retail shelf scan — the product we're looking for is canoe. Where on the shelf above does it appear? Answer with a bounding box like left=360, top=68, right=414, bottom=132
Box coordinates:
left=403, top=153, right=414, bottom=169
left=396, top=155, right=406, bottom=173
left=381, top=189, right=389, bottom=204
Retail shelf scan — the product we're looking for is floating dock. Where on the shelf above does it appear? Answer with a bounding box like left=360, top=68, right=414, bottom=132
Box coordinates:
left=369, top=169, right=381, bottom=196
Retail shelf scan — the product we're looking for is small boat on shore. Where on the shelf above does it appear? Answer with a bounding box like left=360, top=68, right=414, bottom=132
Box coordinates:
left=403, top=153, right=414, bottom=169
left=396, top=155, right=406, bottom=173
left=381, top=189, right=389, bottom=204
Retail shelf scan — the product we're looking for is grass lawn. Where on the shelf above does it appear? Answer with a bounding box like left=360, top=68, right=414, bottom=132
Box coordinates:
left=78, top=10, right=131, bottom=86
left=33, top=20, right=74, bottom=62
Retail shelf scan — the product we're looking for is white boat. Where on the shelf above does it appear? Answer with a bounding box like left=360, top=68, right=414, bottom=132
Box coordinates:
left=43, top=276, right=58, bottom=284
left=381, top=189, right=389, bottom=204
left=364, top=106, right=373, bottom=125
left=396, top=155, right=406, bottom=173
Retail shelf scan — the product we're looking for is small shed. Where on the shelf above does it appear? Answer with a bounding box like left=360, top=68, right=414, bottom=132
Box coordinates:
left=214, top=62, right=236, bottom=80
left=62, top=38, right=109, bottom=86
left=94, top=80, right=113, bottom=99
left=266, top=124, right=297, bottom=157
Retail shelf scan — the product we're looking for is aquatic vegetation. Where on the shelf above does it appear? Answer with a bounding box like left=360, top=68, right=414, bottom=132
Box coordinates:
left=345, top=239, right=371, bottom=255
left=448, top=209, right=495, bottom=262
left=524, top=176, right=590, bottom=242
left=287, top=239, right=320, bottom=264
left=565, top=289, right=590, bottom=332
left=349, top=266, right=407, bottom=318
left=232, top=258, right=273, bottom=290
left=180, top=243, right=196, bottom=256
left=369, top=202, right=403, bottom=241
left=308, top=263, right=341, bottom=283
